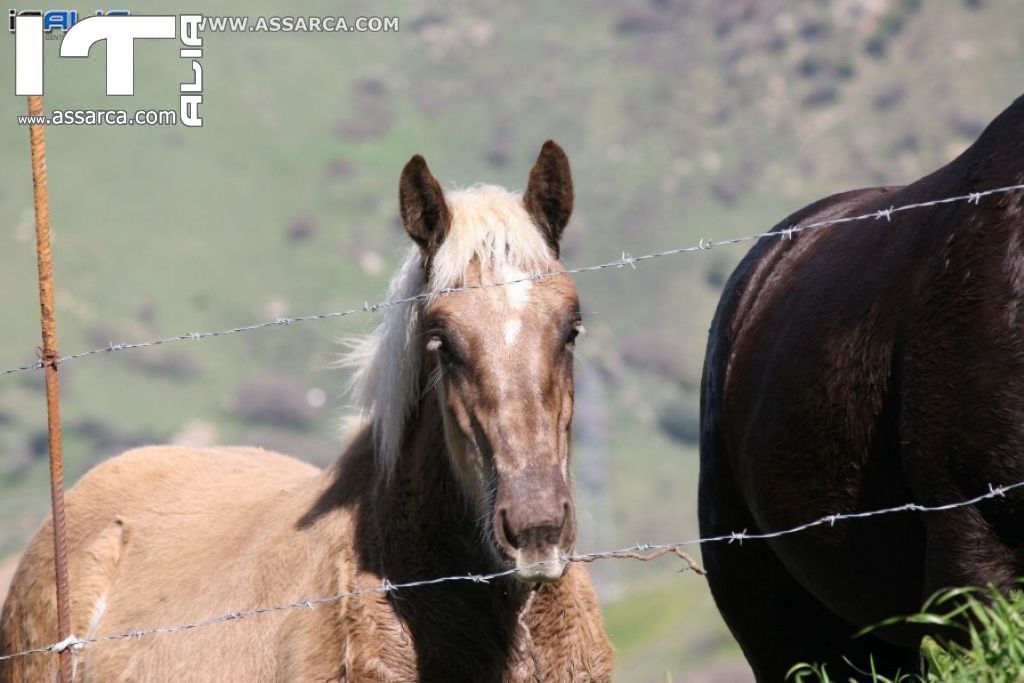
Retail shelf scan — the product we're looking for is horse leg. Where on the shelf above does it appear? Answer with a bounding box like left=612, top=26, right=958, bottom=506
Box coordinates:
left=700, top=474, right=918, bottom=681
left=921, top=508, right=1021, bottom=609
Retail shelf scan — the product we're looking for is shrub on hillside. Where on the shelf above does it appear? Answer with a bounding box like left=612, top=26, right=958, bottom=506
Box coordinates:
left=657, top=397, right=700, bottom=446
left=231, top=374, right=314, bottom=429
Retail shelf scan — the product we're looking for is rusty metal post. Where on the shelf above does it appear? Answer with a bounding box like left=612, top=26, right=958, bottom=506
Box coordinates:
left=27, top=95, right=74, bottom=683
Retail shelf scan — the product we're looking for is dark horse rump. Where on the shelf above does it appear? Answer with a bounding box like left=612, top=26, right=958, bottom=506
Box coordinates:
left=699, top=94, right=1024, bottom=681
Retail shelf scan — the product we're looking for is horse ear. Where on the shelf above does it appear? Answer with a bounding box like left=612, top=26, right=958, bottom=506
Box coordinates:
left=524, top=140, right=574, bottom=255
left=399, top=154, right=451, bottom=254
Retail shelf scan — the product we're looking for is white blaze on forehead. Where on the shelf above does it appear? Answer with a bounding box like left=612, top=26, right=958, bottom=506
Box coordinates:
left=504, top=318, right=522, bottom=345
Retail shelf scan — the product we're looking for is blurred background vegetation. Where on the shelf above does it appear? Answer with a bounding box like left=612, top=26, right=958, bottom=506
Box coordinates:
left=0, top=1, right=1021, bottom=679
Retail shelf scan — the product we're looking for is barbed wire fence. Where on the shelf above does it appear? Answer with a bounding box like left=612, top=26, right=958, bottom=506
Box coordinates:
left=3, top=477, right=1024, bottom=663
left=2, top=151, right=1024, bottom=667
left=4, top=183, right=1023, bottom=379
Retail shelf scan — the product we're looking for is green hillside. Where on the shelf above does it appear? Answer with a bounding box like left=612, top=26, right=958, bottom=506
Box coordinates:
left=1, top=1, right=1021, bottom=679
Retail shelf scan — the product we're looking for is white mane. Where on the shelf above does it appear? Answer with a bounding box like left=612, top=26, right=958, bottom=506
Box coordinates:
left=341, top=184, right=557, bottom=474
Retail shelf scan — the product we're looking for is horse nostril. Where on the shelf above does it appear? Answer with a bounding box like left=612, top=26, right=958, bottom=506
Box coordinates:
left=498, top=507, right=518, bottom=549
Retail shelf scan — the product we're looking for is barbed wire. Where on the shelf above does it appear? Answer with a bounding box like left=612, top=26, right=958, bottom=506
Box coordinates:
left=3, top=477, right=1022, bottom=663
left=3, top=183, right=1024, bottom=663
left=2, top=183, right=1022, bottom=379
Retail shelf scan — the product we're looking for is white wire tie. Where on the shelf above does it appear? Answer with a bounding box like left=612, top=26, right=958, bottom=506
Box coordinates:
left=968, top=192, right=982, bottom=205
left=728, top=529, right=747, bottom=545
left=51, top=635, right=82, bottom=653
left=875, top=207, right=894, bottom=222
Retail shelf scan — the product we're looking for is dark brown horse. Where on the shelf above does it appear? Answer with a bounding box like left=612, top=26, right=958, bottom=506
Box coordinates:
left=699, top=94, right=1024, bottom=680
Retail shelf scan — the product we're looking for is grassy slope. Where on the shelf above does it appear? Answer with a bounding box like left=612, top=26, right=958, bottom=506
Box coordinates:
left=0, top=1, right=1022, bottom=679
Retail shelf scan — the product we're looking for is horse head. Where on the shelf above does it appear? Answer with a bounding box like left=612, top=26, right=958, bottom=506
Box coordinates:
left=398, top=141, right=581, bottom=583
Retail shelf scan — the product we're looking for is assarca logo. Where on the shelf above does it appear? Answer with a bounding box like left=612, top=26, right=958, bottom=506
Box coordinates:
left=14, top=14, right=204, bottom=127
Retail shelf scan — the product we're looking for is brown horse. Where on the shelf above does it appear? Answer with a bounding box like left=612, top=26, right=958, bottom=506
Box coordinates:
left=699, top=94, right=1024, bottom=680
left=1, top=141, right=613, bottom=682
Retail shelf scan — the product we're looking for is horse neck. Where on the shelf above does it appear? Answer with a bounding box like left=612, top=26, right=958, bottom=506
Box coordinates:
left=368, top=388, right=506, bottom=584
left=362, top=373, right=537, bottom=677
left=302, top=348, right=542, bottom=676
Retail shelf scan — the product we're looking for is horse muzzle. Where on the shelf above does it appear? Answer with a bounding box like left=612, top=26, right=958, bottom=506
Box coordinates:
left=512, top=544, right=569, bottom=583
left=493, top=471, right=575, bottom=584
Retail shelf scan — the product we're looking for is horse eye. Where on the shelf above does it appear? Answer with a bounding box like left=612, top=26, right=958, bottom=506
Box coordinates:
left=567, top=323, right=584, bottom=346
left=428, top=335, right=462, bottom=365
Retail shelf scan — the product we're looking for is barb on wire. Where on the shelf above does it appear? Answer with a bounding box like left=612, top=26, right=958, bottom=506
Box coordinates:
left=2, top=477, right=1023, bottom=664
left=2, top=183, right=1022, bottom=379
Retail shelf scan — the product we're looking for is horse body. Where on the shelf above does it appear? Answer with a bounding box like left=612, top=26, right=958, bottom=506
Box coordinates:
left=3, top=446, right=342, bottom=681
left=700, top=94, right=1024, bottom=680
left=2, top=142, right=612, bottom=682
left=3, top=433, right=606, bottom=681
